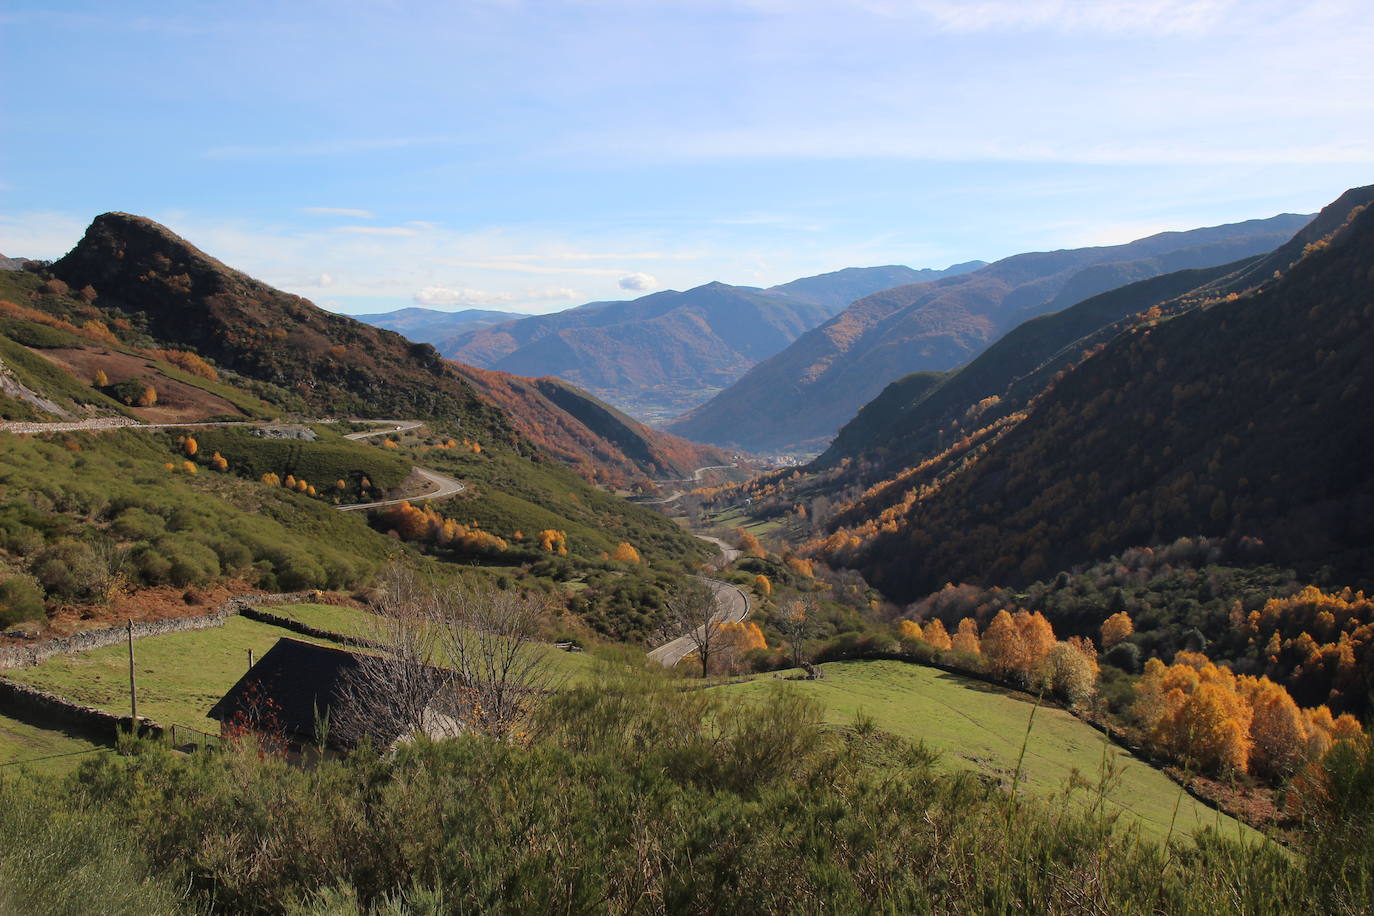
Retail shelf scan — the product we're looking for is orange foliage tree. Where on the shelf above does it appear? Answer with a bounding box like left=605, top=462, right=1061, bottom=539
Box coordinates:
left=1101, top=611, right=1134, bottom=649
left=736, top=528, right=765, bottom=558
left=610, top=542, right=641, bottom=564
left=753, top=574, right=772, bottom=597
left=951, top=617, right=981, bottom=655
left=922, top=618, right=952, bottom=651
left=538, top=530, right=569, bottom=556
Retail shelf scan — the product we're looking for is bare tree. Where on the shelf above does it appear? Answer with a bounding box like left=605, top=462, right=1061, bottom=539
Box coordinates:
left=335, top=565, right=558, bottom=747
left=775, top=595, right=815, bottom=670
left=664, top=578, right=724, bottom=678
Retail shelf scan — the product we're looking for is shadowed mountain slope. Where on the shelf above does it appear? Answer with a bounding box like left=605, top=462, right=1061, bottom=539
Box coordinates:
left=824, top=196, right=1374, bottom=602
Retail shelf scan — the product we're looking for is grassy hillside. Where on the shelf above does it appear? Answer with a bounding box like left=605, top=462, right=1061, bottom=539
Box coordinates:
left=723, top=660, right=1256, bottom=843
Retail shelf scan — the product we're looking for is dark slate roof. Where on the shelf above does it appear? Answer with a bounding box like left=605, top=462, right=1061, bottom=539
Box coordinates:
left=208, top=638, right=372, bottom=748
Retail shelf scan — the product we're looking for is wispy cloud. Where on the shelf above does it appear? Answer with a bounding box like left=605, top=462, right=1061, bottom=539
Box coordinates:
left=443, top=258, right=628, bottom=276
left=303, top=206, right=374, bottom=218
left=904, top=0, right=1237, bottom=34
left=414, top=286, right=514, bottom=307
left=337, top=225, right=422, bottom=237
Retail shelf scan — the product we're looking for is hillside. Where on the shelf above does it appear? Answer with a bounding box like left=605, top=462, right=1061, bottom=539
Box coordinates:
left=442, top=263, right=978, bottom=423
left=820, top=197, right=1374, bottom=602
left=351, top=306, right=523, bottom=345
left=667, top=213, right=1311, bottom=453
left=821, top=187, right=1374, bottom=472
left=49, top=213, right=511, bottom=438
left=450, top=363, right=731, bottom=487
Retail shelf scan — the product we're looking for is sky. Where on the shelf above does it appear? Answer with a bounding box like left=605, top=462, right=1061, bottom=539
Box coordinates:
left=1, top=0, right=1371, bottom=316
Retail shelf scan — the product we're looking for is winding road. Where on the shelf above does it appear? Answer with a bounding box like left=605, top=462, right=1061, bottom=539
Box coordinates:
left=646, top=535, right=750, bottom=668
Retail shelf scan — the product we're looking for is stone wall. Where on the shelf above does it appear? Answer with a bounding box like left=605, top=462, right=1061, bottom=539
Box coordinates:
left=0, top=678, right=163, bottom=743
left=0, top=592, right=314, bottom=671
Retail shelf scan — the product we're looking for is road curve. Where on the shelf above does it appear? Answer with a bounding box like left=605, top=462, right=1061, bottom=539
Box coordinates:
left=343, top=421, right=424, bottom=440
left=336, top=466, right=467, bottom=511
left=646, top=576, right=751, bottom=668
left=647, top=533, right=749, bottom=668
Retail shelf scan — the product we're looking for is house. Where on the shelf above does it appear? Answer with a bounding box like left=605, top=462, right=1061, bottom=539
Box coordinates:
left=208, top=637, right=458, bottom=754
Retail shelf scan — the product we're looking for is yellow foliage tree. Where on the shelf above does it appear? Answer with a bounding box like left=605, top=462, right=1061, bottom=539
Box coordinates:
left=736, top=528, right=765, bottom=558
left=136, top=384, right=157, bottom=407
left=183, top=436, right=198, bottom=457
left=1101, top=611, right=1134, bottom=649
left=898, top=619, right=923, bottom=641
left=181, top=460, right=197, bottom=474
left=981, top=610, right=1028, bottom=678
left=753, top=574, right=772, bottom=597
left=610, top=542, right=641, bottom=564
left=93, top=369, right=109, bottom=387
left=209, top=451, right=228, bottom=472
left=261, top=472, right=280, bottom=486
left=538, top=529, right=568, bottom=556
left=922, top=618, right=952, bottom=651
left=951, top=617, right=981, bottom=655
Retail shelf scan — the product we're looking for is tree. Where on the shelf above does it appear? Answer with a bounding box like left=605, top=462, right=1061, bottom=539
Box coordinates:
left=136, top=384, right=157, bottom=407
left=336, top=566, right=557, bottom=745
left=183, top=437, right=198, bottom=457
left=736, top=528, right=765, bottom=558
left=981, top=610, right=1028, bottom=680
left=1101, top=611, right=1134, bottom=649
left=951, top=617, right=981, bottom=655
left=776, top=595, right=815, bottom=669
left=1042, top=642, right=1098, bottom=707
left=922, top=618, right=952, bottom=651
left=665, top=579, right=725, bottom=679
left=209, top=451, right=228, bottom=472
left=610, top=542, right=641, bottom=564
left=898, top=619, right=923, bottom=641
left=92, top=369, right=109, bottom=388
left=753, top=574, right=772, bottom=597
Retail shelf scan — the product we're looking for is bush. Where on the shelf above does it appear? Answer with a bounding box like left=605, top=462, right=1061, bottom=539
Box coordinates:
left=110, top=507, right=166, bottom=541
left=0, top=576, right=44, bottom=627
left=30, top=539, right=106, bottom=601
left=1105, top=642, right=1141, bottom=674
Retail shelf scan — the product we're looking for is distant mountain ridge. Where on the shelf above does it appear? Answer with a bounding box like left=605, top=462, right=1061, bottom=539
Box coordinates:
left=666, top=213, right=1312, bottom=453
left=351, top=306, right=524, bottom=345
left=441, top=262, right=982, bottom=423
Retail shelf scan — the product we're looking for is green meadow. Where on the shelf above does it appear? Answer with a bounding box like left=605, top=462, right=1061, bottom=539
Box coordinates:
left=723, top=659, right=1263, bottom=844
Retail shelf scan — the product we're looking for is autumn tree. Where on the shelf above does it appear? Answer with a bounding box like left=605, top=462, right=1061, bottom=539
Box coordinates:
left=1042, top=642, right=1098, bottom=707
left=753, top=574, right=772, bottom=597
left=775, top=595, right=814, bottom=669
left=92, top=369, right=109, bottom=387
left=898, top=619, right=923, bottom=641
left=665, top=578, right=725, bottom=679
left=209, top=451, right=229, bottom=472
left=981, top=610, right=1028, bottom=680
left=184, top=436, right=198, bottom=457
left=717, top=621, right=767, bottom=674
left=736, top=528, right=765, bottom=558
left=610, top=542, right=641, bottom=564
left=538, top=530, right=568, bottom=556
left=1101, top=611, right=1134, bottom=649
left=951, top=617, right=980, bottom=655
left=136, top=384, right=157, bottom=407
left=922, top=618, right=952, bottom=651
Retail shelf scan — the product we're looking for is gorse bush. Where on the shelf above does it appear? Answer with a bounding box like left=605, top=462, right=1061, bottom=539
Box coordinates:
left=10, top=664, right=1368, bottom=913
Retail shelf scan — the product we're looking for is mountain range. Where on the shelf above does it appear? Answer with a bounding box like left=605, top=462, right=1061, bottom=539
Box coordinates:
left=808, top=187, right=1374, bottom=600
left=431, top=262, right=983, bottom=423
left=350, top=307, right=524, bottom=344
left=666, top=213, right=1312, bottom=454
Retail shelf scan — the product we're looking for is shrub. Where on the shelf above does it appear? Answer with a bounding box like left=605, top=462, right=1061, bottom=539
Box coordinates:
left=0, top=576, right=45, bottom=627
left=30, top=539, right=106, bottom=601
left=1105, top=642, right=1141, bottom=674
left=110, top=507, right=166, bottom=541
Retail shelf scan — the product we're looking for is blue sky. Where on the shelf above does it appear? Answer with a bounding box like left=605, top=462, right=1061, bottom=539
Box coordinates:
left=2, top=1, right=1370, bottom=315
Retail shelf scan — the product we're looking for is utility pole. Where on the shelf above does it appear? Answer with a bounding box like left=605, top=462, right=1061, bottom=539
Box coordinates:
left=247, top=648, right=254, bottom=671
left=127, top=619, right=137, bottom=723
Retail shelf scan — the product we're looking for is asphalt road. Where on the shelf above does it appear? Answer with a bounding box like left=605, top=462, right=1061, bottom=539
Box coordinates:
left=646, top=534, right=749, bottom=668
left=336, top=465, right=467, bottom=511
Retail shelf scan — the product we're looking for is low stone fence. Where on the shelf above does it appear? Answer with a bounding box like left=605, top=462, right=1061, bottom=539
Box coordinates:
left=237, top=605, right=385, bottom=651
left=0, top=678, right=163, bottom=744
left=0, top=592, right=315, bottom=671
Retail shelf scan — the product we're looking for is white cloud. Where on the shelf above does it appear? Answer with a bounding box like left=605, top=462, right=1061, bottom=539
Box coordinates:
left=619, top=273, right=657, bottom=291
left=444, top=258, right=626, bottom=276
left=413, top=286, right=515, bottom=307
left=303, top=206, right=374, bottom=218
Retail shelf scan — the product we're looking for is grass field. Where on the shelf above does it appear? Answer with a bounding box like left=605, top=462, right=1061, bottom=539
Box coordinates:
left=0, top=713, right=110, bottom=776
left=260, top=603, right=603, bottom=684
left=5, top=616, right=349, bottom=731
left=723, top=660, right=1262, bottom=845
